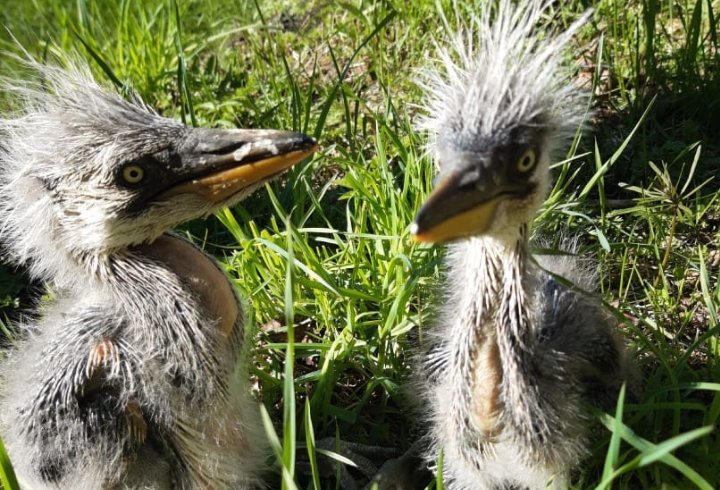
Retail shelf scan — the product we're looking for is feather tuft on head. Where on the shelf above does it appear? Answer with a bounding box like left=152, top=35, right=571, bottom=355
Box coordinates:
left=418, top=0, right=592, bottom=155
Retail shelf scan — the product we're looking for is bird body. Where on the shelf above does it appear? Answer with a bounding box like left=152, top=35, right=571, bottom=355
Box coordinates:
left=1, top=235, right=261, bottom=489
left=0, top=60, right=316, bottom=489
left=411, top=1, right=634, bottom=488
left=422, top=233, right=628, bottom=488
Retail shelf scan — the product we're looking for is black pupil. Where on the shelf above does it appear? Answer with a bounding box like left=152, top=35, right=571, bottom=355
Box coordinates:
left=129, top=169, right=139, bottom=179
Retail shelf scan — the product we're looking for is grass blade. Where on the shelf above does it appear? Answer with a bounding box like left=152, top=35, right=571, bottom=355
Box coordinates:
left=313, top=10, right=396, bottom=139
left=171, top=0, right=196, bottom=127
left=303, top=399, right=321, bottom=490
left=282, top=217, right=296, bottom=489
left=600, top=384, right=627, bottom=486
left=0, top=436, right=19, bottom=490
left=598, top=414, right=714, bottom=489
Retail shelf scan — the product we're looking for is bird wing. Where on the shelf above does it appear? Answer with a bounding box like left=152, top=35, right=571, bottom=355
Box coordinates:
left=4, top=304, right=147, bottom=486
left=534, top=272, right=630, bottom=409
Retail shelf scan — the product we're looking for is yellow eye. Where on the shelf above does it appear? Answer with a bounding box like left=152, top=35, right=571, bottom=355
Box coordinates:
left=516, top=149, right=536, bottom=173
left=121, top=165, right=145, bottom=184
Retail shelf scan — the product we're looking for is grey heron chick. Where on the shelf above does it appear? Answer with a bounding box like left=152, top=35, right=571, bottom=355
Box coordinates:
left=411, top=1, right=634, bottom=488
left=0, top=59, right=316, bottom=489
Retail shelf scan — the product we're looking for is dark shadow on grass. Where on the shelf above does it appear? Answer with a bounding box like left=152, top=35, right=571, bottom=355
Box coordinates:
left=586, top=1, right=720, bottom=194
left=591, top=76, right=720, bottom=192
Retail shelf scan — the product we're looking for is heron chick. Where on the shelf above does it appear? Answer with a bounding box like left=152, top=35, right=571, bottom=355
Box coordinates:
left=411, top=1, right=634, bottom=488
left=0, top=59, right=316, bottom=489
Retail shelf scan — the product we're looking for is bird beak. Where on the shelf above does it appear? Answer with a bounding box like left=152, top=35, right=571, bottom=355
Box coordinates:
left=411, top=169, right=530, bottom=244
left=162, top=128, right=317, bottom=203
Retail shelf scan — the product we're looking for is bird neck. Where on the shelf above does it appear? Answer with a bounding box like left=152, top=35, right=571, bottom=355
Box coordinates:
left=66, top=234, right=237, bottom=397
left=79, top=235, right=238, bottom=336
left=447, top=225, right=531, bottom=334
left=445, top=225, right=545, bottom=440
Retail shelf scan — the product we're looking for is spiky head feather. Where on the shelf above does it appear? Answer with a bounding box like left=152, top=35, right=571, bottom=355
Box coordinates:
left=419, top=0, right=591, bottom=159
left=0, top=59, right=189, bottom=283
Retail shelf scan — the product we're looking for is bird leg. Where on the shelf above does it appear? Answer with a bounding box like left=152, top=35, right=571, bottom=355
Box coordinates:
left=295, top=438, right=430, bottom=490
left=363, top=441, right=432, bottom=490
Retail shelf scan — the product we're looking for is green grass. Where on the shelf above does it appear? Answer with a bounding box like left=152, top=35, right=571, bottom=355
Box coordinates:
left=1, top=0, right=719, bottom=488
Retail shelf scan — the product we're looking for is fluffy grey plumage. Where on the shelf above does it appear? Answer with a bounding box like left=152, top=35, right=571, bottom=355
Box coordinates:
left=0, top=58, right=316, bottom=489
left=411, top=1, right=634, bottom=488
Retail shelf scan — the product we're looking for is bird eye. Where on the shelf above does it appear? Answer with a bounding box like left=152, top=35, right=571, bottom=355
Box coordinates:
left=516, top=149, right=536, bottom=173
left=121, top=165, right=145, bottom=185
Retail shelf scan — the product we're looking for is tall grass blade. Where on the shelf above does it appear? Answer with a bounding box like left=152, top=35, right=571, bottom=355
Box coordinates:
left=313, top=11, right=396, bottom=139
left=171, top=0, right=196, bottom=127
left=73, top=33, right=124, bottom=88
left=598, top=414, right=714, bottom=489
left=303, top=399, right=321, bottom=490
left=282, top=217, right=297, bottom=488
left=0, top=436, right=19, bottom=490
left=600, top=384, right=627, bottom=486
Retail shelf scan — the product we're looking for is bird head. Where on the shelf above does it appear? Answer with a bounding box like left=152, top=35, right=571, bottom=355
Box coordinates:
left=411, top=0, right=590, bottom=244
left=0, top=62, right=316, bottom=277
left=411, top=121, right=551, bottom=243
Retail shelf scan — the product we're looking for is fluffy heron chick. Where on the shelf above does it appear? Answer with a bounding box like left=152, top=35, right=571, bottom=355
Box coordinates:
left=0, top=60, right=316, bottom=489
left=411, top=1, right=634, bottom=488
